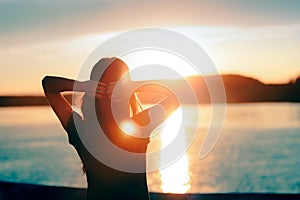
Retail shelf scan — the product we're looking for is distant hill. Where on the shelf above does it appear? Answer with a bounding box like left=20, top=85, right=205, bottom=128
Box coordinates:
left=185, top=74, right=300, bottom=103
left=221, top=74, right=300, bottom=103
left=0, top=74, right=299, bottom=106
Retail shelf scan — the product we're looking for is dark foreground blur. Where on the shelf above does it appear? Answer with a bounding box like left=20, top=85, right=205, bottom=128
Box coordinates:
left=0, top=181, right=299, bottom=200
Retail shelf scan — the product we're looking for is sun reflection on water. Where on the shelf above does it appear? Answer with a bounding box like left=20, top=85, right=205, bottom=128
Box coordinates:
left=159, top=108, right=191, bottom=193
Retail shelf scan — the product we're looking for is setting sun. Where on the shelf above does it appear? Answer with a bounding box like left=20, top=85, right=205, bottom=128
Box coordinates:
left=121, top=49, right=199, bottom=81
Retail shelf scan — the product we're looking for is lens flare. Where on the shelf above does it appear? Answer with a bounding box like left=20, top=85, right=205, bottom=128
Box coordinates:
left=120, top=120, right=136, bottom=136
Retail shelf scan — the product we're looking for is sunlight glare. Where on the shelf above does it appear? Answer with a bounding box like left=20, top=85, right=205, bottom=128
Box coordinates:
left=159, top=108, right=191, bottom=193
left=160, top=155, right=191, bottom=193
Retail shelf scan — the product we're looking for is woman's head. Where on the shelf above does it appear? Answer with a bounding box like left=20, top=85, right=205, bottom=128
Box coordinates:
left=81, top=57, right=142, bottom=119
left=90, top=57, right=130, bottom=84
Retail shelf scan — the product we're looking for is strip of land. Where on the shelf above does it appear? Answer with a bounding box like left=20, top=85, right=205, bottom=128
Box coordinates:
left=1, top=74, right=299, bottom=106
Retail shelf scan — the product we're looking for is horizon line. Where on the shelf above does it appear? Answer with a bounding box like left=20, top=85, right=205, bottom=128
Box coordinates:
left=0, top=73, right=299, bottom=97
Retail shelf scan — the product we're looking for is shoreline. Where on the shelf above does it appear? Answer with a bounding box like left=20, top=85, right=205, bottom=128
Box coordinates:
left=0, top=181, right=299, bottom=200
left=1, top=74, right=300, bottom=106
left=0, top=95, right=299, bottom=107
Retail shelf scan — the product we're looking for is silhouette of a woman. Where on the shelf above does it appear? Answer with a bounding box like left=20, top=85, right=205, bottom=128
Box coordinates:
left=42, top=57, right=179, bottom=200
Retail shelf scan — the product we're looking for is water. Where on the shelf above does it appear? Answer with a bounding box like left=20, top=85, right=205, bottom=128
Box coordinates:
left=0, top=103, right=300, bottom=193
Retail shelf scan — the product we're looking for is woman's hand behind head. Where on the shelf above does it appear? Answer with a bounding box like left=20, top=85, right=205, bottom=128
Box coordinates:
left=83, top=81, right=107, bottom=99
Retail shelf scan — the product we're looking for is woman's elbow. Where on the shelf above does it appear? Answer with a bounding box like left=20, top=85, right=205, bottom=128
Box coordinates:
left=42, top=76, right=53, bottom=92
left=42, top=76, right=48, bottom=88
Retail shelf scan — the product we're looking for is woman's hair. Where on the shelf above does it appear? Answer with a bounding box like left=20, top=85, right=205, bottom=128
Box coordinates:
left=80, top=57, right=143, bottom=119
left=76, top=57, right=144, bottom=174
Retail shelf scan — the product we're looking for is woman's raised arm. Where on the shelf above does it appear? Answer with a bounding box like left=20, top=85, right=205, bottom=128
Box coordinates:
left=42, top=76, right=106, bottom=130
left=132, top=85, right=179, bottom=131
left=42, top=76, right=79, bottom=129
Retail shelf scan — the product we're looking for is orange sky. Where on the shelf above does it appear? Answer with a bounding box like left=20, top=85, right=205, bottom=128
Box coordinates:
left=1, top=0, right=300, bottom=95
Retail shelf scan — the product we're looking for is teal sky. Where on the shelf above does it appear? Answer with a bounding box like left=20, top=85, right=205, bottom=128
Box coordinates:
left=1, top=0, right=300, bottom=32
left=1, top=0, right=300, bottom=94
left=2, top=0, right=300, bottom=40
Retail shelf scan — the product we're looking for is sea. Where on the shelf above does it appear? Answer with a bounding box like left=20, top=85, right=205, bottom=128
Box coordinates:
left=0, top=103, right=299, bottom=194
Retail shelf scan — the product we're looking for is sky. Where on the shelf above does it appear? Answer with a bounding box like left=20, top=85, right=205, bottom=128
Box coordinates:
left=0, top=0, right=300, bottom=95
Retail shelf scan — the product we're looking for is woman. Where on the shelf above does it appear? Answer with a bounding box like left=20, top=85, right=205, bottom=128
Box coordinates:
left=42, top=57, right=179, bottom=200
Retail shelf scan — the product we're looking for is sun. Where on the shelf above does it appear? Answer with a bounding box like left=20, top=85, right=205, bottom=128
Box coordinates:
left=121, top=49, right=199, bottom=81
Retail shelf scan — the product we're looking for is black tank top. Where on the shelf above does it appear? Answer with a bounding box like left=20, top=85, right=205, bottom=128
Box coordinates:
left=66, top=112, right=150, bottom=200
